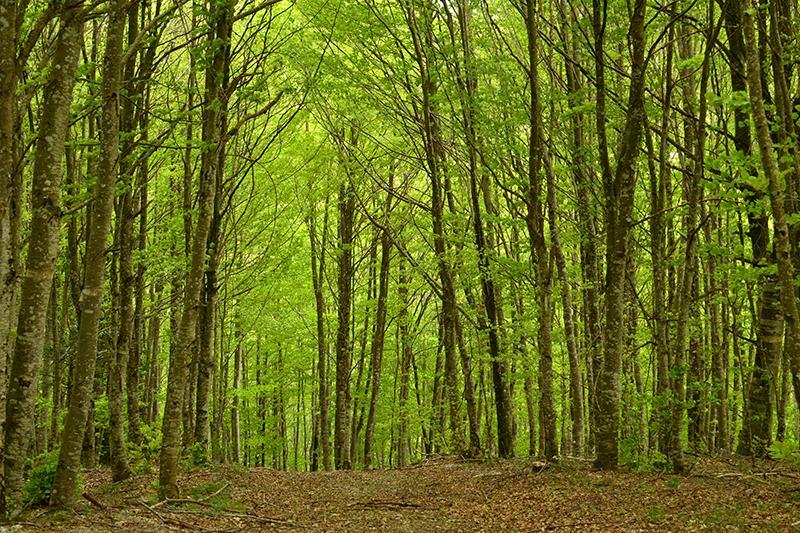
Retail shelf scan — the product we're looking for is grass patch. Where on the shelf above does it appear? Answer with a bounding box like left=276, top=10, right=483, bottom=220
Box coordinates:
left=646, top=505, right=667, bottom=523
left=186, top=482, right=246, bottom=513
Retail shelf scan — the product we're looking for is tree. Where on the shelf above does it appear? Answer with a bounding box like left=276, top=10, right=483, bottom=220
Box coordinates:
left=2, top=1, right=85, bottom=508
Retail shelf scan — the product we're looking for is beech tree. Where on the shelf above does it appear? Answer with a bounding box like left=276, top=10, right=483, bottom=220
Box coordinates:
left=0, top=0, right=799, bottom=517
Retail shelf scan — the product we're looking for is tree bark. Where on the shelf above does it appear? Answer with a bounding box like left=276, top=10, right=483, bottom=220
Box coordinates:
left=2, top=2, right=85, bottom=508
left=158, top=0, right=231, bottom=498
left=739, top=0, right=800, bottom=416
left=309, top=199, right=331, bottom=470
left=0, top=0, right=18, bottom=455
left=364, top=179, right=393, bottom=468
left=334, top=171, right=355, bottom=470
left=593, top=0, right=647, bottom=470
left=49, top=0, right=128, bottom=506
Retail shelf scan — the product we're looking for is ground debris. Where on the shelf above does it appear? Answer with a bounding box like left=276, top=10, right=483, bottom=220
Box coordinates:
left=14, top=457, right=800, bottom=531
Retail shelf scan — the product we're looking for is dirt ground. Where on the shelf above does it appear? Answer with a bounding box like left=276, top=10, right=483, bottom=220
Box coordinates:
left=8, top=456, right=800, bottom=531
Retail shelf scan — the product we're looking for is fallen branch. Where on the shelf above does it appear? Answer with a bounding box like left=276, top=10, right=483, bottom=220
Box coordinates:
left=139, top=499, right=192, bottom=530
left=82, top=492, right=106, bottom=510
left=153, top=482, right=231, bottom=509
left=163, top=507, right=298, bottom=528
left=350, top=499, right=421, bottom=509
left=154, top=498, right=216, bottom=509
left=224, top=511, right=298, bottom=527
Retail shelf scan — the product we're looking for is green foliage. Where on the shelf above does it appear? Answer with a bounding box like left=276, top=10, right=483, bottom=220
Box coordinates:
left=768, top=440, right=800, bottom=469
left=127, top=424, right=163, bottom=474
left=623, top=447, right=669, bottom=473
left=187, top=482, right=246, bottom=513
left=189, top=443, right=210, bottom=467
left=22, top=451, right=81, bottom=508
left=646, top=505, right=667, bottom=523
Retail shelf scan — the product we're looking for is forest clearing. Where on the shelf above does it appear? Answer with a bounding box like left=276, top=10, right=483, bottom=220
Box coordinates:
left=5, top=0, right=800, bottom=527
left=11, top=456, right=800, bottom=531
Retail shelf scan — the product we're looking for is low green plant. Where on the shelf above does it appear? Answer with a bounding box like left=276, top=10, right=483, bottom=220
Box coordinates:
left=22, top=451, right=82, bottom=507
left=187, top=482, right=245, bottom=513
left=646, top=505, right=667, bottom=523
left=768, top=440, right=800, bottom=469
left=188, top=442, right=210, bottom=466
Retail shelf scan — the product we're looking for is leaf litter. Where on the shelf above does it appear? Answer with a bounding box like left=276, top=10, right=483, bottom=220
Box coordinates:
left=9, top=455, right=800, bottom=531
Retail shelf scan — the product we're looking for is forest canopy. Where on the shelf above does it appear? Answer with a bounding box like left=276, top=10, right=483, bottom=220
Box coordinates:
left=0, top=0, right=799, bottom=516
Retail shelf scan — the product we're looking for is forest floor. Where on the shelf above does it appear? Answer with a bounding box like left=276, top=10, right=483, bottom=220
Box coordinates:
left=8, top=455, right=800, bottom=531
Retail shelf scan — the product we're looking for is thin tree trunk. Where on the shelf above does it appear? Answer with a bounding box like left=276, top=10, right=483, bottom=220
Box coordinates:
left=523, top=0, right=557, bottom=461
left=403, top=0, right=465, bottom=454
left=309, top=198, right=331, bottom=470
left=396, top=258, right=412, bottom=466
left=334, top=170, right=355, bottom=470
left=364, top=180, right=393, bottom=468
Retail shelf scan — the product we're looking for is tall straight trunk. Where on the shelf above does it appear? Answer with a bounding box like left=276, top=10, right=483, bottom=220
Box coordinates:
left=514, top=291, right=536, bottom=456
left=110, top=201, right=133, bottom=475
left=593, top=0, right=647, bottom=470
left=548, top=161, right=583, bottom=456
left=702, top=212, right=727, bottom=451
left=396, top=258, right=412, bottom=466
left=194, top=151, right=224, bottom=458
left=349, top=234, right=374, bottom=467
left=49, top=0, right=126, bottom=507
left=721, top=0, right=779, bottom=457
left=567, top=58, right=600, bottom=454
left=403, top=0, right=464, bottom=454
left=670, top=19, right=712, bottom=472
left=178, top=14, right=197, bottom=451
left=364, top=181, right=393, bottom=467
left=453, top=308, right=481, bottom=452
left=128, top=123, right=149, bottom=446
left=122, top=0, right=143, bottom=449
left=448, top=0, right=508, bottom=458
left=309, top=199, right=331, bottom=470
left=523, top=0, right=556, bottom=461
left=334, top=177, right=355, bottom=470
left=194, top=277, right=216, bottom=457
left=0, top=0, right=18, bottom=453
left=108, top=0, right=142, bottom=480
left=739, top=0, right=800, bottom=416
left=558, top=0, right=589, bottom=456
left=145, top=284, right=162, bottom=424
left=1, top=2, right=85, bottom=508
left=644, top=26, right=674, bottom=456
left=230, top=321, right=241, bottom=463
left=159, top=0, right=232, bottom=498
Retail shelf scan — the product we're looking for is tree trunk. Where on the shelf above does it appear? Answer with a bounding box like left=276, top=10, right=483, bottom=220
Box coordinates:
left=364, top=180, right=393, bottom=468
left=0, top=0, right=18, bottom=458
left=49, top=1, right=126, bottom=506
left=2, top=2, right=85, bottom=508
left=523, top=0, right=558, bottom=461
left=334, top=160, right=355, bottom=469
left=158, top=0, right=231, bottom=498
left=396, top=258, right=412, bottom=466
left=402, top=0, right=465, bottom=454
left=309, top=199, right=331, bottom=470
left=194, top=154, right=224, bottom=459
left=593, top=0, right=647, bottom=470
left=739, top=0, right=800, bottom=417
